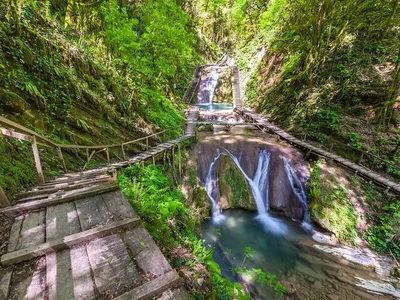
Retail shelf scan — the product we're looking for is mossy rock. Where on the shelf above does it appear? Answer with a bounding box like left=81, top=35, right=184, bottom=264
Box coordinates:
left=0, top=90, right=30, bottom=114
left=15, top=38, right=35, bottom=65
left=308, top=161, right=358, bottom=244
left=218, top=154, right=256, bottom=211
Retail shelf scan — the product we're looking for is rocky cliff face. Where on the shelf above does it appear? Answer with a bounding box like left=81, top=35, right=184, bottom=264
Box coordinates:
left=197, top=66, right=233, bottom=104
left=195, top=133, right=309, bottom=219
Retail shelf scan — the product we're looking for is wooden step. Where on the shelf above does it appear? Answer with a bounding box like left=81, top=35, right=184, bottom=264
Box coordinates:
left=1, top=217, right=141, bottom=266
left=0, top=183, right=119, bottom=216
left=16, top=176, right=113, bottom=201
left=114, top=270, right=181, bottom=300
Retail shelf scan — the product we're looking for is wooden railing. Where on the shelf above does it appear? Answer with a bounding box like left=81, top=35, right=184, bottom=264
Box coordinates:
left=0, top=116, right=185, bottom=184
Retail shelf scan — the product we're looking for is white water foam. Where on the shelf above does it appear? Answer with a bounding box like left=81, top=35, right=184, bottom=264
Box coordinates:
left=225, top=149, right=288, bottom=235
left=283, top=157, right=313, bottom=232
left=205, top=149, right=226, bottom=224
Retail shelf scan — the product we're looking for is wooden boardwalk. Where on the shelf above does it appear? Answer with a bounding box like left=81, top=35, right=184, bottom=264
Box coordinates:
left=0, top=117, right=198, bottom=299
left=235, top=108, right=400, bottom=195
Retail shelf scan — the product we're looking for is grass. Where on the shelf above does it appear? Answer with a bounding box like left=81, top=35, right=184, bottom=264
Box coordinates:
left=308, top=160, right=358, bottom=244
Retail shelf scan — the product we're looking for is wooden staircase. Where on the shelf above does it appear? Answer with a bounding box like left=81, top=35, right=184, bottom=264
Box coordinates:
left=0, top=111, right=199, bottom=299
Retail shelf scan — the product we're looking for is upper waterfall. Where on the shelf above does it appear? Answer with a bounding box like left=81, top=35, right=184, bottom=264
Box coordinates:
left=197, top=71, right=219, bottom=104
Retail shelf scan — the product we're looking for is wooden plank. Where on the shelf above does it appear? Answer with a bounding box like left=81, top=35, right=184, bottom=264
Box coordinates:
left=0, top=184, right=119, bottom=216
left=124, top=228, right=172, bottom=276
left=47, top=250, right=75, bottom=300
left=75, top=195, right=115, bottom=231
left=46, top=202, right=81, bottom=240
left=113, top=270, right=181, bottom=300
left=16, top=177, right=113, bottom=201
left=18, top=181, right=112, bottom=203
left=1, top=128, right=32, bottom=142
left=11, top=258, right=47, bottom=300
left=0, top=185, right=10, bottom=208
left=0, top=116, right=57, bottom=146
left=15, top=211, right=45, bottom=250
left=32, top=136, right=45, bottom=184
left=70, top=246, right=96, bottom=300
left=57, top=147, right=68, bottom=174
left=101, top=191, right=137, bottom=220
left=7, top=215, right=24, bottom=252
left=46, top=201, right=83, bottom=300
left=1, top=218, right=140, bottom=266
left=0, top=271, right=12, bottom=299
left=86, top=234, right=140, bottom=297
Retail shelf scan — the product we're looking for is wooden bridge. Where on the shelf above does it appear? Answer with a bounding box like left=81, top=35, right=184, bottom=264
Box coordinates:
left=235, top=107, right=400, bottom=195
left=0, top=111, right=198, bottom=299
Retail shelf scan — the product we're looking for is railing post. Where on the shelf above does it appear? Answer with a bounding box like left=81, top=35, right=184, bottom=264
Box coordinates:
left=86, top=148, right=90, bottom=164
left=106, top=147, right=110, bottom=165
left=121, top=144, right=126, bottom=160
left=57, top=147, right=67, bottom=173
left=146, top=137, right=149, bottom=151
left=358, top=152, right=364, bottom=164
left=178, top=144, right=182, bottom=178
left=0, top=185, right=10, bottom=208
left=172, top=146, right=175, bottom=172
left=163, top=132, right=166, bottom=143
left=32, top=136, right=45, bottom=184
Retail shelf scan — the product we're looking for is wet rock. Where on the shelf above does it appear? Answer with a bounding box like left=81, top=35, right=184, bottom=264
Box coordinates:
left=355, top=277, right=400, bottom=298
left=312, top=280, right=323, bottom=289
left=313, top=244, right=377, bottom=271
left=281, top=280, right=297, bottom=294
left=0, top=90, right=30, bottom=114
left=312, top=231, right=337, bottom=245
left=327, top=295, right=339, bottom=300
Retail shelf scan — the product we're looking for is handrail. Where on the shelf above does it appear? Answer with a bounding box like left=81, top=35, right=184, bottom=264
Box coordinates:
left=0, top=117, right=58, bottom=147
left=236, top=108, right=400, bottom=185
left=0, top=116, right=183, bottom=150
left=0, top=115, right=186, bottom=185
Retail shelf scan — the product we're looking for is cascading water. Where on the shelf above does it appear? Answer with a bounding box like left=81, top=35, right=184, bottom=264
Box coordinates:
left=205, top=149, right=226, bottom=224
left=283, top=157, right=313, bottom=232
left=197, top=72, right=219, bottom=104
left=225, top=149, right=288, bottom=234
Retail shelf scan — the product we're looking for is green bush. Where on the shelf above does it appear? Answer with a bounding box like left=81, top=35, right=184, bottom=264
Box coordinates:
left=118, top=163, right=249, bottom=299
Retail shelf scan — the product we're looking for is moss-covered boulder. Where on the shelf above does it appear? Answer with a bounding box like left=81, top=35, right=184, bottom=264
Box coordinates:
left=0, top=90, right=30, bottom=114
left=218, top=154, right=256, bottom=211
left=213, top=67, right=233, bottom=103
left=308, top=160, right=358, bottom=244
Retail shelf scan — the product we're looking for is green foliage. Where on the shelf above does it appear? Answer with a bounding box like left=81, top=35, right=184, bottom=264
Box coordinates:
left=309, top=160, right=358, bottom=243
left=234, top=267, right=286, bottom=296
left=347, top=132, right=362, bottom=149
left=364, top=197, right=400, bottom=258
left=0, top=136, right=38, bottom=196
left=118, top=164, right=248, bottom=298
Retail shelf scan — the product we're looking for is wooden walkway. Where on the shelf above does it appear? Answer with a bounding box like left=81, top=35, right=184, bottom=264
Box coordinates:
left=235, top=108, right=400, bottom=195
left=0, top=117, right=198, bottom=299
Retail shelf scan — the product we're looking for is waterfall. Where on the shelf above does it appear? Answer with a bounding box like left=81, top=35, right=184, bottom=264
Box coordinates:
left=205, top=149, right=226, bottom=224
left=283, top=157, right=313, bottom=232
left=225, top=149, right=288, bottom=235
left=197, top=72, right=219, bottom=104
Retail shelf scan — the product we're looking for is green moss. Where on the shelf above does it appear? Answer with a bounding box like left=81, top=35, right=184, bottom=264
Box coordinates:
left=0, top=90, right=29, bottom=114
left=188, top=165, right=197, bottom=186
left=0, top=136, right=38, bottom=196
left=15, top=38, right=34, bottom=65
left=219, top=155, right=255, bottom=210
left=309, top=161, right=358, bottom=243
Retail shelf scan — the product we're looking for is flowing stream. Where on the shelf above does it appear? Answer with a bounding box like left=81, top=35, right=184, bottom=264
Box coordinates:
left=197, top=71, right=220, bottom=104
left=205, top=149, right=226, bottom=224
left=196, top=74, right=397, bottom=300
left=283, top=157, right=313, bottom=232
